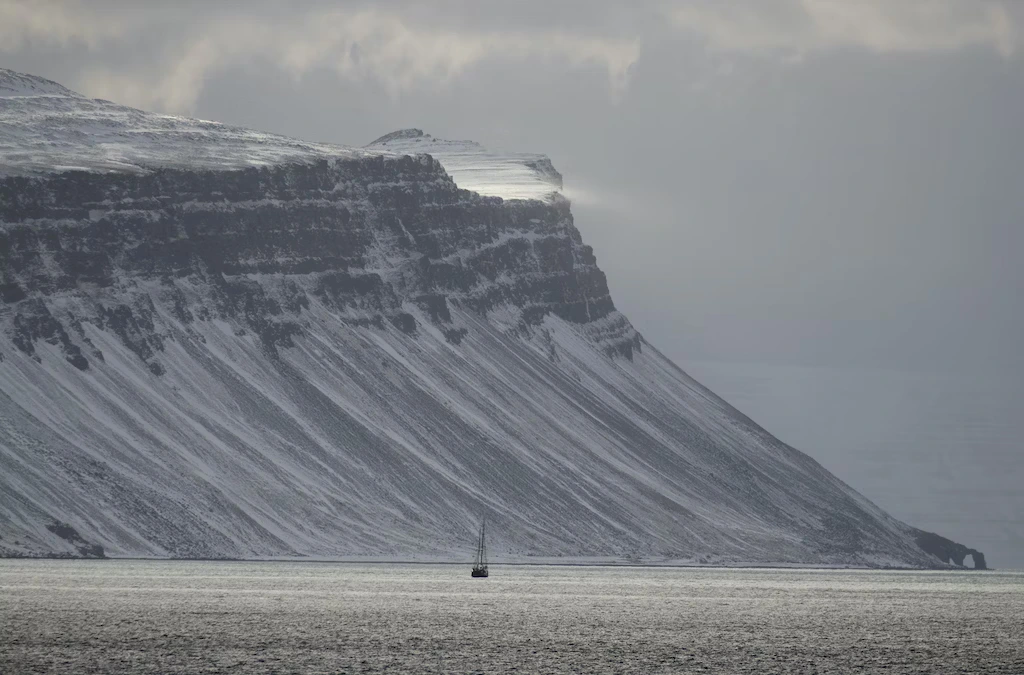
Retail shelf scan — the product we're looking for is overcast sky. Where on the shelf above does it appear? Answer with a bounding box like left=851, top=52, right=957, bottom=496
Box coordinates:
left=3, top=0, right=1022, bottom=564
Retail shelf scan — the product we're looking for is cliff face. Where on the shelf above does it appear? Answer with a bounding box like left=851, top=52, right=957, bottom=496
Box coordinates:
left=0, top=70, right=982, bottom=567
left=1, top=156, right=637, bottom=369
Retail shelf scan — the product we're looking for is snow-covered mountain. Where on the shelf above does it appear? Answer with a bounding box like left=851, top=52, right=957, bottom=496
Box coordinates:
left=0, top=69, right=984, bottom=568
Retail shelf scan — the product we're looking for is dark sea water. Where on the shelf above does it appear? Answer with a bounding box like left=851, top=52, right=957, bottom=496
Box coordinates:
left=1, top=560, right=1021, bottom=674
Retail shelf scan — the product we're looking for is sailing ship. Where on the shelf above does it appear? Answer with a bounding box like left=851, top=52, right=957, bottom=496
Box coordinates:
left=471, top=519, right=489, bottom=578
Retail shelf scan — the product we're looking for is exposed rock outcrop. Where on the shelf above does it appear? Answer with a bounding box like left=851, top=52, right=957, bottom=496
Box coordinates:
left=914, top=530, right=987, bottom=569
left=0, top=158, right=638, bottom=361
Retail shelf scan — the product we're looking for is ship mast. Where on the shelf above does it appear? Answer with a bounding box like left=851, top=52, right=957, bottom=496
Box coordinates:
left=480, top=519, right=487, bottom=567
left=476, top=519, right=486, bottom=567
left=471, top=518, right=489, bottom=577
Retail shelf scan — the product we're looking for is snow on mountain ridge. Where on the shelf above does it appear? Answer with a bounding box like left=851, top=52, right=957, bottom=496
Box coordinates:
left=0, top=69, right=81, bottom=98
left=368, top=128, right=564, bottom=202
left=0, top=68, right=380, bottom=178
left=0, top=69, right=560, bottom=204
left=371, top=128, right=429, bottom=143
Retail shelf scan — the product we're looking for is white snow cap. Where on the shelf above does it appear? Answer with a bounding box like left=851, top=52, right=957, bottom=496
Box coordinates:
left=367, top=128, right=563, bottom=202
left=0, top=69, right=562, bottom=203
left=0, top=69, right=81, bottom=98
left=0, top=68, right=375, bottom=177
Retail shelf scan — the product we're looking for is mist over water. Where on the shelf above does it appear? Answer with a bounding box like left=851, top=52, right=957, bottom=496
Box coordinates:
left=2, top=560, right=1022, bottom=674
left=685, top=361, right=1024, bottom=570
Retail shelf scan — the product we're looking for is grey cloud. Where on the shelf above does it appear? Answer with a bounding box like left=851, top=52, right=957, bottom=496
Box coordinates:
left=665, top=0, right=1020, bottom=57
left=2, top=1, right=641, bottom=113
left=4, top=1, right=1019, bottom=116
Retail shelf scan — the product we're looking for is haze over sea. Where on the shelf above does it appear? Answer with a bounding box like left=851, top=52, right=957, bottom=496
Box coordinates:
left=1, top=560, right=1021, bottom=674
left=686, top=361, right=1024, bottom=569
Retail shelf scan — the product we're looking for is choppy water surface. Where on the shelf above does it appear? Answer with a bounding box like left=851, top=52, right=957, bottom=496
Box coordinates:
left=1, top=561, right=1022, bottom=674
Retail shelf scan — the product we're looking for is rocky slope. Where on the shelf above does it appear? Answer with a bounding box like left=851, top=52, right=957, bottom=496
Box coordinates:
left=0, top=69, right=983, bottom=567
